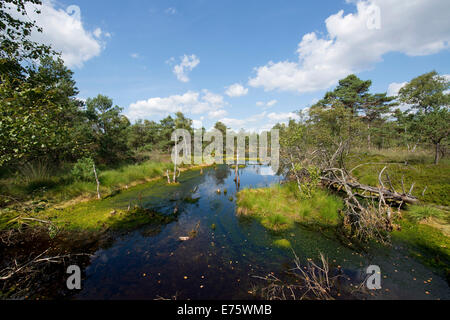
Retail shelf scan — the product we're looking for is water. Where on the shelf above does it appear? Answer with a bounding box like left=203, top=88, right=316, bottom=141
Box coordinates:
left=73, top=165, right=449, bottom=300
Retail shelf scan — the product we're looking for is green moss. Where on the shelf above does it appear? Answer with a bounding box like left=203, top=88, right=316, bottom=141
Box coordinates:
left=107, top=207, right=177, bottom=231
left=393, top=213, right=450, bottom=279
left=15, top=168, right=205, bottom=232
left=273, top=238, right=292, bottom=249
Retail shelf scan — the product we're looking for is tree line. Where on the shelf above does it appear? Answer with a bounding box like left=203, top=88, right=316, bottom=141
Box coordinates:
left=275, top=73, right=449, bottom=165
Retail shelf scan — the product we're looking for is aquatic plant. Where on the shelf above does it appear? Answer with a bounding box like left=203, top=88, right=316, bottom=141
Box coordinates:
left=273, top=239, right=291, bottom=249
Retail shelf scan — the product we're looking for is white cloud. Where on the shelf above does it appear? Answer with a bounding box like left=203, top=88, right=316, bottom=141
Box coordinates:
left=225, top=83, right=249, bottom=97
left=218, top=111, right=299, bottom=132
left=256, top=100, right=278, bottom=108
left=192, top=119, right=203, bottom=129
left=130, top=53, right=140, bottom=59
left=22, top=1, right=107, bottom=68
left=219, top=118, right=247, bottom=130
left=387, top=82, right=407, bottom=97
left=127, top=90, right=227, bottom=121
left=171, top=54, right=200, bottom=83
left=208, top=109, right=228, bottom=119
left=249, top=0, right=450, bottom=93
left=266, top=99, right=278, bottom=107
left=267, top=112, right=299, bottom=122
left=93, top=28, right=102, bottom=38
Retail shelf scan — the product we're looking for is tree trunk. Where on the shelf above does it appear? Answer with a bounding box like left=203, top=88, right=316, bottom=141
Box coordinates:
left=434, top=142, right=440, bottom=165
left=93, top=164, right=101, bottom=199
left=367, top=123, right=371, bottom=150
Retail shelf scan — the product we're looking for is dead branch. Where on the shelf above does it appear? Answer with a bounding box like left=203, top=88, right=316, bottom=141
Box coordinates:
left=254, top=251, right=342, bottom=300
left=321, top=172, right=418, bottom=205
left=0, top=249, right=91, bottom=281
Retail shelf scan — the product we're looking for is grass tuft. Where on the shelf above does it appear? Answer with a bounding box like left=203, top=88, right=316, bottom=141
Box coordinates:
left=236, top=183, right=343, bottom=232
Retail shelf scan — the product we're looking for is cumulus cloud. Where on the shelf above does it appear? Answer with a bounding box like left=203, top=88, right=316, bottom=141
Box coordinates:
left=219, top=111, right=299, bottom=132
left=208, top=109, right=228, bottom=119
left=249, top=0, right=450, bottom=93
left=127, top=90, right=227, bottom=121
left=256, top=100, right=278, bottom=108
left=225, top=83, right=249, bottom=97
left=266, top=100, right=278, bottom=107
left=267, top=112, right=299, bottom=122
left=192, top=119, right=203, bottom=129
left=21, top=1, right=107, bottom=68
left=170, top=54, right=200, bottom=82
left=387, top=82, right=407, bottom=97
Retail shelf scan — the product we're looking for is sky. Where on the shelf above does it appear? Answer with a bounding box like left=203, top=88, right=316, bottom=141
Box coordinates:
left=24, top=0, right=450, bottom=131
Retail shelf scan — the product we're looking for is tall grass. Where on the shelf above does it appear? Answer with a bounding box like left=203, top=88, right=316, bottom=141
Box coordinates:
left=0, top=160, right=175, bottom=205
left=407, top=205, right=448, bottom=222
left=347, top=150, right=450, bottom=206
left=236, top=183, right=343, bottom=231
left=100, top=161, right=173, bottom=186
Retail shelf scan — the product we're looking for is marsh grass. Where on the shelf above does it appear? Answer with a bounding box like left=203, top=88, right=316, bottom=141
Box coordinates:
left=407, top=205, right=448, bottom=223
left=0, top=161, right=174, bottom=206
left=347, top=150, right=450, bottom=206
left=236, top=182, right=343, bottom=232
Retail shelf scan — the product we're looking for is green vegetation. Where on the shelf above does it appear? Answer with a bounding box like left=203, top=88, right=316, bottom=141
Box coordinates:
left=273, top=238, right=292, bottom=249
left=347, top=150, right=450, bottom=206
left=0, top=160, right=174, bottom=206
left=236, top=182, right=343, bottom=232
left=406, top=205, right=448, bottom=223
left=393, top=209, right=450, bottom=281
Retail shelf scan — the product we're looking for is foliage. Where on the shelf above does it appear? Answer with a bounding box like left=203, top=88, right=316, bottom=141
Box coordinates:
left=0, top=57, right=87, bottom=166
left=85, top=95, right=131, bottom=165
left=71, top=157, right=95, bottom=182
left=397, top=71, right=450, bottom=164
left=0, top=0, right=52, bottom=63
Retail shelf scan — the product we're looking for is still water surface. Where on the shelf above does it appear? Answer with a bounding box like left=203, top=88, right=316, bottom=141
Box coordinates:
left=75, top=165, right=449, bottom=300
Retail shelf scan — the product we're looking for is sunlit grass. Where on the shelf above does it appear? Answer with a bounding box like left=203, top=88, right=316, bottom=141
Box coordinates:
left=0, top=161, right=176, bottom=205
left=236, top=182, right=343, bottom=232
left=407, top=205, right=448, bottom=223
left=347, top=150, right=450, bottom=206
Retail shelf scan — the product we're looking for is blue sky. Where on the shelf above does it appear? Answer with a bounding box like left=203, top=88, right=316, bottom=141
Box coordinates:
left=30, top=0, right=450, bottom=131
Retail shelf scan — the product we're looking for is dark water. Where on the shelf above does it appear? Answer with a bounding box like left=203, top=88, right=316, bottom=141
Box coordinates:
left=74, top=165, right=449, bottom=300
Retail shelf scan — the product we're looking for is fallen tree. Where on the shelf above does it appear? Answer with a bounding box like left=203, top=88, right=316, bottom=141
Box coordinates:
left=281, top=140, right=420, bottom=243
left=321, top=167, right=419, bottom=205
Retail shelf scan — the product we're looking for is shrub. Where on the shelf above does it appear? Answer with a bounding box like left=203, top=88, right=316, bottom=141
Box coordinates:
left=71, top=157, right=96, bottom=182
